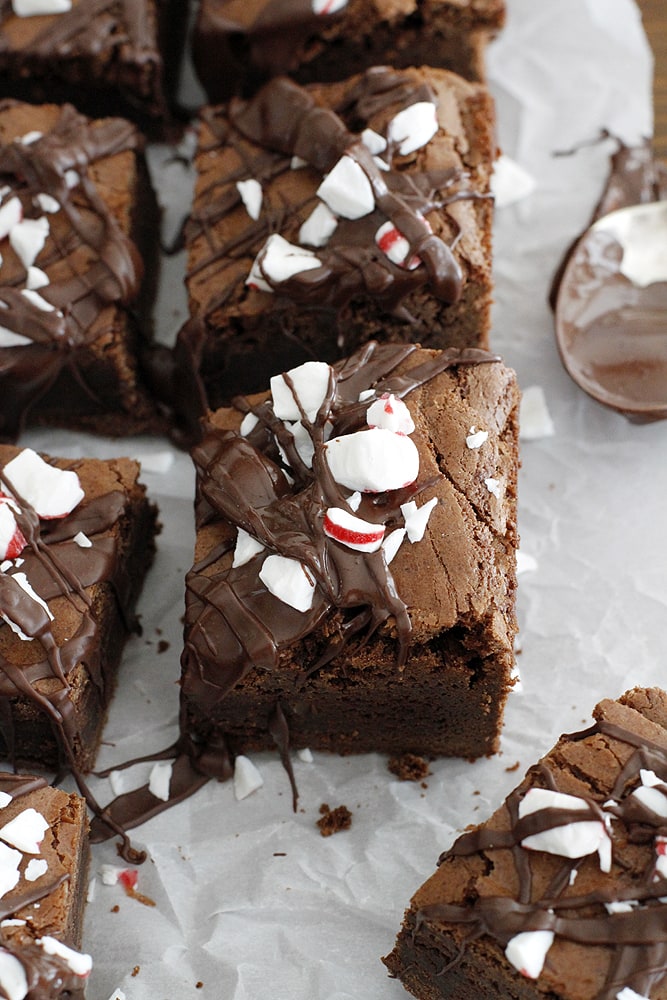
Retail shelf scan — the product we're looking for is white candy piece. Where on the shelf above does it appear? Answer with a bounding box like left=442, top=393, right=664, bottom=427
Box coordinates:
left=259, top=554, right=317, bottom=613
left=73, top=531, right=92, bottom=548
left=323, top=507, right=385, bottom=552
left=12, top=0, right=71, bottom=14
left=631, top=769, right=667, bottom=818
left=21, top=288, right=54, bottom=313
left=297, top=748, right=313, bottom=763
left=520, top=386, right=555, bottom=441
left=361, top=128, right=387, bottom=155
left=358, top=388, right=375, bottom=402
left=232, top=527, right=265, bottom=568
left=298, top=201, right=338, bottom=248
left=25, top=858, right=48, bottom=882
left=0, top=808, right=49, bottom=854
left=99, top=865, right=124, bottom=886
left=236, top=178, right=263, bottom=221
left=86, top=877, right=97, bottom=902
left=239, top=412, right=259, bottom=437
left=148, top=760, right=173, bottom=802
left=519, top=787, right=612, bottom=872
left=0, top=949, right=28, bottom=1000
left=2, top=448, right=84, bottom=519
left=382, top=527, right=406, bottom=565
left=35, top=193, right=60, bottom=214
left=0, top=842, right=22, bottom=900
left=347, top=491, right=362, bottom=512
left=37, top=937, right=92, bottom=978
left=279, top=420, right=315, bottom=470
left=485, top=477, right=501, bottom=498
left=491, top=154, right=537, bottom=209
left=64, top=169, right=79, bottom=189
left=516, top=551, right=538, bottom=575
left=401, top=497, right=438, bottom=543
left=366, top=393, right=415, bottom=434
left=25, top=266, right=49, bottom=291
left=247, top=233, right=321, bottom=292
left=233, top=755, right=264, bottom=800
left=0, top=792, right=11, bottom=809
left=311, top=0, right=348, bottom=13
left=388, top=102, right=438, bottom=156
left=655, top=835, right=667, bottom=880
left=616, top=989, right=651, bottom=1000
left=0, top=326, right=32, bottom=348
left=466, top=426, right=489, bottom=450
left=9, top=217, right=49, bottom=270
left=505, top=929, right=554, bottom=979
left=0, top=197, right=22, bottom=241
left=324, top=427, right=419, bottom=493
left=316, top=156, right=374, bottom=220
left=271, top=360, right=332, bottom=422
left=375, top=220, right=421, bottom=270
left=19, top=131, right=42, bottom=146
left=0, top=502, right=25, bottom=561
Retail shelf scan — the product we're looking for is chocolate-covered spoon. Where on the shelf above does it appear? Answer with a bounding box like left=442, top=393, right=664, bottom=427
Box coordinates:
left=554, top=199, right=667, bottom=423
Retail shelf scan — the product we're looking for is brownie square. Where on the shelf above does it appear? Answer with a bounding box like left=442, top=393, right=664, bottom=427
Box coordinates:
left=0, top=444, right=158, bottom=774
left=0, top=772, right=92, bottom=996
left=384, top=687, right=667, bottom=1000
left=193, top=0, right=506, bottom=103
left=179, top=343, right=519, bottom=782
left=0, top=0, right=186, bottom=131
left=0, top=99, right=164, bottom=441
left=177, top=66, right=497, bottom=414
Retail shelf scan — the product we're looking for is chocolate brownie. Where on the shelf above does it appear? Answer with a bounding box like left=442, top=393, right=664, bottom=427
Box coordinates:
left=0, top=444, right=158, bottom=776
left=0, top=99, right=164, bottom=441
left=177, top=66, right=497, bottom=418
left=384, top=687, right=667, bottom=1000
left=193, top=0, right=506, bottom=103
left=0, top=772, right=92, bottom=999
left=178, top=342, right=519, bottom=790
left=0, top=0, right=186, bottom=132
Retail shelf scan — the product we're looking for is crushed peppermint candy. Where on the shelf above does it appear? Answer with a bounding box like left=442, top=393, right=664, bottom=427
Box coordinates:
left=247, top=233, right=321, bottom=292
left=519, top=787, right=612, bottom=872
left=316, top=155, right=375, bottom=220
left=12, top=0, right=72, bottom=14
left=24, top=858, right=48, bottom=882
left=324, top=427, right=419, bottom=493
left=298, top=201, right=338, bottom=248
left=361, top=128, right=387, bottom=155
left=0, top=325, right=32, bottom=349
left=0, top=950, right=28, bottom=1000
left=400, top=497, right=438, bottom=543
left=516, top=551, right=538, bottom=575
left=655, top=835, right=667, bottom=879
left=37, top=937, right=92, bottom=978
left=505, top=929, right=555, bottom=979
left=0, top=197, right=22, bottom=241
left=0, top=500, right=26, bottom=561
left=148, top=760, right=173, bottom=802
left=485, top=477, right=501, bottom=498
left=73, top=531, right=92, bottom=548
left=9, top=216, right=49, bottom=271
left=34, top=192, right=60, bottom=214
left=0, top=841, right=22, bottom=899
left=0, top=807, right=49, bottom=854
left=240, top=411, right=259, bottom=437
left=25, top=265, right=49, bottom=291
left=366, top=394, right=415, bottom=434
left=232, top=527, right=265, bottom=568
left=20, top=288, right=55, bottom=313
left=630, top=769, right=667, bottom=818
left=2, top=448, right=84, bottom=519
left=387, top=101, right=438, bottom=156
left=236, top=178, right=263, bottom=221
left=311, top=0, right=348, bottom=13
left=616, top=989, right=651, bottom=1000
left=323, top=508, right=385, bottom=552
left=466, top=426, right=489, bottom=449
left=375, top=220, right=421, bottom=270
left=233, top=755, right=264, bottom=800
left=0, top=792, right=12, bottom=809
left=271, top=360, right=332, bottom=422
left=259, top=554, right=317, bottom=612
left=297, top=748, right=313, bottom=763
left=520, top=385, right=555, bottom=440
left=382, top=527, right=406, bottom=565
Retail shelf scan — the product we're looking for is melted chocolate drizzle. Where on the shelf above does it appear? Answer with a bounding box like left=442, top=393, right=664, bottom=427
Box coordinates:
left=417, top=712, right=667, bottom=1000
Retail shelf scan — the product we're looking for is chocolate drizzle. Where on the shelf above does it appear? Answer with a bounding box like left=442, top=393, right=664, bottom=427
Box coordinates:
left=414, top=697, right=667, bottom=1000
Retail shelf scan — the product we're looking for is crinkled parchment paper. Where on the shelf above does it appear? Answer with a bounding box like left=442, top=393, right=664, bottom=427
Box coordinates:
left=18, top=1, right=667, bottom=997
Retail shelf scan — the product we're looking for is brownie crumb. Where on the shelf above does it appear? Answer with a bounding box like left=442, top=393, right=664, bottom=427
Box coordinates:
left=505, top=760, right=521, bottom=772
left=157, top=639, right=170, bottom=653
left=317, top=803, right=352, bottom=837
left=196, top=983, right=204, bottom=989
left=111, top=904, right=120, bottom=913
left=131, top=966, right=140, bottom=977
left=388, top=753, right=431, bottom=782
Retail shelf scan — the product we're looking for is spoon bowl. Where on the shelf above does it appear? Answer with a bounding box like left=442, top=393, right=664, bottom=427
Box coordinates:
left=554, top=199, right=667, bottom=422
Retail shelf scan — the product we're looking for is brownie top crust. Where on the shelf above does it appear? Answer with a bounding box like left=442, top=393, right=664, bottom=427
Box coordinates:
left=185, top=66, right=494, bottom=335
left=391, top=687, right=667, bottom=1000
left=0, top=100, right=149, bottom=440
left=0, top=772, right=91, bottom=998
left=181, top=342, right=518, bottom=756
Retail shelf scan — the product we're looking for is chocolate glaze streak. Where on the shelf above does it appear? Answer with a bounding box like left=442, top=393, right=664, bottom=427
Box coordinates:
left=0, top=774, right=88, bottom=999
left=90, top=343, right=500, bottom=841
left=420, top=715, right=667, bottom=1000
left=0, top=103, right=142, bottom=441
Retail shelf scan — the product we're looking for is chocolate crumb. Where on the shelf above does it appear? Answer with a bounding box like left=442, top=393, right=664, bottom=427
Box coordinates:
left=111, top=904, right=120, bottom=913
left=157, top=639, right=170, bottom=653
left=196, top=982, right=204, bottom=989
left=317, top=803, right=352, bottom=837
left=132, top=966, right=140, bottom=977
left=388, top=753, right=431, bottom=781
left=505, top=760, right=521, bottom=772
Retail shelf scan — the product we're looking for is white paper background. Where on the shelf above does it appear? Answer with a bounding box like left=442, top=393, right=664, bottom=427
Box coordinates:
left=17, top=1, right=667, bottom=996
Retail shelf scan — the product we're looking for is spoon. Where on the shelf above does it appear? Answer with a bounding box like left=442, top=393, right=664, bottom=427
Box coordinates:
left=554, top=199, right=667, bottom=423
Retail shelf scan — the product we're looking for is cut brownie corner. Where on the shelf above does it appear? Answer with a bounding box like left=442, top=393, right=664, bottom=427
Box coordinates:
left=384, top=686, right=667, bottom=1000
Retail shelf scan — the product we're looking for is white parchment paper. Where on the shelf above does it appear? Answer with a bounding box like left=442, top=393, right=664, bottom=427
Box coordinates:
left=20, top=1, right=667, bottom=996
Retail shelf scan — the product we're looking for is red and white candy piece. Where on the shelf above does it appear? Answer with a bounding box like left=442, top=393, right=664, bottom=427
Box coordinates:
left=233, top=755, right=264, bottom=800
left=0, top=807, right=49, bottom=854
left=0, top=499, right=26, bottom=561
left=323, top=507, right=385, bottom=552
left=400, top=497, right=438, bottom=543
left=259, top=553, right=316, bottom=613
left=366, top=393, right=415, bottom=434
left=387, top=101, right=438, bottom=156
left=9, top=216, right=49, bottom=270
left=311, top=0, right=348, bottom=13
left=246, top=234, right=321, bottom=292
left=12, top=0, right=71, bottom=14
left=0, top=949, right=27, bottom=1000
left=519, top=787, right=612, bottom=872
left=232, top=527, right=265, bottom=568
left=0, top=841, right=22, bottom=900
left=271, top=360, right=332, bottom=423
left=37, top=937, right=92, bottom=979
left=316, top=156, right=374, bottom=220
left=0, top=197, right=22, bottom=241
left=505, top=929, right=554, bottom=979
left=324, top=427, right=419, bottom=493
left=298, top=201, right=338, bottom=248
left=2, top=448, right=84, bottom=519
left=655, top=835, right=667, bottom=880
left=375, top=220, right=422, bottom=270
left=236, top=178, right=263, bottom=221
